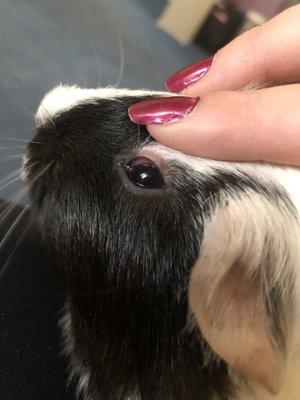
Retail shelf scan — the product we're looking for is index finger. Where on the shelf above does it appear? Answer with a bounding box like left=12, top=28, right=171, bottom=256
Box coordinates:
left=166, top=5, right=300, bottom=96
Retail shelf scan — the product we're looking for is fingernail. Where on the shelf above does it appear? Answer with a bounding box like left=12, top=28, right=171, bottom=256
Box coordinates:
left=166, top=56, right=214, bottom=92
left=128, top=96, right=199, bottom=125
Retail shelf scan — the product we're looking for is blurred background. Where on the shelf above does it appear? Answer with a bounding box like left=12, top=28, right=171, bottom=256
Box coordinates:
left=0, top=1, right=299, bottom=399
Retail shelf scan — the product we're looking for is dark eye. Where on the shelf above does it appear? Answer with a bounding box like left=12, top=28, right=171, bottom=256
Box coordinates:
left=123, top=157, right=166, bottom=189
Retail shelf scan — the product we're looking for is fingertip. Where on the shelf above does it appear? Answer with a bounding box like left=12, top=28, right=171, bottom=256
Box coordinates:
left=149, top=86, right=300, bottom=167
left=165, top=56, right=214, bottom=93
left=129, top=96, right=200, bottom=125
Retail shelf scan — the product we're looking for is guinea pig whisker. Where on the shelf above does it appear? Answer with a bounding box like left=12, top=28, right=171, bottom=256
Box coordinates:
left=109, top=10, right=125, bottom=88
left=0, top=154, right=25, bottom=163
left=88, top=38, right=102, bottom=88
left=0, top=163, right=52, bottom=227
left=0, top=153, right=25, bottom=159
left=5, top=138, right=43, bottom=145
left=5, top=138, right=33, bottom=143
left=12, top=99, right=36, bottom=121
left=0, top=211, right=33, bottom=282
left=0, top=205, right=29, bottom=254
left=0, top=187, right=29, bottom=226
left=6, top=153, right=25, bottom=158
left=115, top=26, right=125, bottom=87
left=73, top=61, right=88, bottom=88
left=0, top=145, right=26, bottom=150
left=10, top=69, right=57, bottom=130
left=25, top=162, right=53, bottom=189
left=0, top=168, right=23, bottom=185
left=0, top=174, right=21, bottom=193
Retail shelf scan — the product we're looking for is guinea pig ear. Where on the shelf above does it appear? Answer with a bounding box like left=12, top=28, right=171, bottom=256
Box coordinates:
left=189, top=197, right=293, bottom=395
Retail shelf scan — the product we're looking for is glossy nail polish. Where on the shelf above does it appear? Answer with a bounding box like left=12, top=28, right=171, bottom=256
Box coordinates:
left=128, top=96, right=199, bottom=125
left=166, top=56, right=214, bottom=92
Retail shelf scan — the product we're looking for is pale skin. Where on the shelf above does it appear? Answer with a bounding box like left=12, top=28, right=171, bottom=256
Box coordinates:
left=148, top=5, right=300, bottom=166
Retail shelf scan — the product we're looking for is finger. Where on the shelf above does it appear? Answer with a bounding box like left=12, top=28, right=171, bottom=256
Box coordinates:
left=134, top=85, right=300, bottom=166
left=166, top=5, right=300, bottom=96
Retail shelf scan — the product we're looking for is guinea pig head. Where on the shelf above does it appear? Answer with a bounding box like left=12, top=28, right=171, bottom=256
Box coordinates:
left=24, top=85, right=300, bottom=400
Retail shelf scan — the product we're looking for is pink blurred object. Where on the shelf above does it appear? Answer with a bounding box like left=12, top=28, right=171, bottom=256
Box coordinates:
left=239, top=0, right=282, bottom=18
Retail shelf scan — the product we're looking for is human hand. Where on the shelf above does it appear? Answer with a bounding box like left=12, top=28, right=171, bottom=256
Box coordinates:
left=129, top=5, right=300, bottom=166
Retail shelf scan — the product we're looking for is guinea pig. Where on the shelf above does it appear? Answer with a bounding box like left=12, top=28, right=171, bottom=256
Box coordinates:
left=23, top=84, right=300, bottom=400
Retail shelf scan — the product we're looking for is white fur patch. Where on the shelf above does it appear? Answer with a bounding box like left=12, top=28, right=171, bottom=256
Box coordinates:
left=35, top=84, right=168, bottom=128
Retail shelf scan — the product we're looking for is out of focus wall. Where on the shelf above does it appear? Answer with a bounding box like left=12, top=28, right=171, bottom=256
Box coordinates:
left=239, top=0, right=282, bottom=17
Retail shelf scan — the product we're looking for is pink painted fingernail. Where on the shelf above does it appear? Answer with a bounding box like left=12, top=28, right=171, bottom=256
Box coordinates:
left=166, top=56, right=214, bottom=92
left=128, top=96, right=199, bottom=125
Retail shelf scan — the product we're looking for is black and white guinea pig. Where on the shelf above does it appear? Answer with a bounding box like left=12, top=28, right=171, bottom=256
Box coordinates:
left=24, top=85, right=300, bottom=400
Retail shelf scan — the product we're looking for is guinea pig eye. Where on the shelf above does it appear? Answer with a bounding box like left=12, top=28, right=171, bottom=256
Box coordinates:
left=123, top=157, right=166, bottom=189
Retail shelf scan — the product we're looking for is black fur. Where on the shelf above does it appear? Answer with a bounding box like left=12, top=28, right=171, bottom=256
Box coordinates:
left=26, top=96, right=294, bottom=400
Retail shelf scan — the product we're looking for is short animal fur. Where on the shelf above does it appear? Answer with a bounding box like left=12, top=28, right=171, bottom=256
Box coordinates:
left=24, top=85, right=300, bottom=400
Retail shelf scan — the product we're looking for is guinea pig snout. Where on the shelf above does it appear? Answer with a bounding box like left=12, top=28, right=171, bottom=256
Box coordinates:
left=29, top=106, right=106, bottom=166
